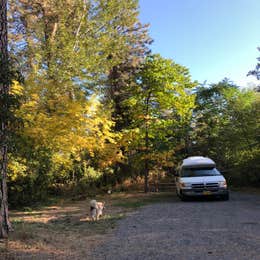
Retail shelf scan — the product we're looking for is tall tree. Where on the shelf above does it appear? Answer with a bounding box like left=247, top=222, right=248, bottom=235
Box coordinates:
left=99, top=1, right=151, bottom=187
left=128, top=55, right=196, bottom=192
left=7, top=0, right=148, bottom=202
left=0, top=0, right=12, bottom=238
left=106, top=21, right=152, bottom=131
left=9, top=0, right=146, bottom=83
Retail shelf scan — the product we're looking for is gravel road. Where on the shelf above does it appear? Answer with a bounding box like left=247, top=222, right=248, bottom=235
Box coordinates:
left=92, top=192, right=260, bottom=260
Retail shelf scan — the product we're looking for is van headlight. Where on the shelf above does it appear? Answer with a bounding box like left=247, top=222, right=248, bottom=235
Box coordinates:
left=219, top=181, right=227, bottom=188
left=180, top=182, right=191, bottom=188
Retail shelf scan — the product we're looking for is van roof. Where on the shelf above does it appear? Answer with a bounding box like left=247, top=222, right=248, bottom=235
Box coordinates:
left=182, top=156, right=216, bottom=168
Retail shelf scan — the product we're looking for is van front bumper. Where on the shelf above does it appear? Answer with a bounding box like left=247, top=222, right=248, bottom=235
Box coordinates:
left=180, top=188, right=229, bottom=197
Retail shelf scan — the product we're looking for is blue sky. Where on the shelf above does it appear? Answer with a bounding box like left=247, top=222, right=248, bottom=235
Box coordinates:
left=139, top=0, right=260, bottom=87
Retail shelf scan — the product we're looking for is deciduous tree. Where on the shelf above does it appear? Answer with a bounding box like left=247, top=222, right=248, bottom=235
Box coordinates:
left=128, top=55, right=196, bottom=192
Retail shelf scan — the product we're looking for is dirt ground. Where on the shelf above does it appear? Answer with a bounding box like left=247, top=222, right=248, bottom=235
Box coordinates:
left=1, top=191, right=260, bottom=260
left=92, top=191, right=260, bottom=260
left=0, top=192, right=172, bottom=259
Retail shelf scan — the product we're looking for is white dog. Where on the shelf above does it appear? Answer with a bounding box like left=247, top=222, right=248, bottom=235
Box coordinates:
left=90, top=200, right=105, bottom=221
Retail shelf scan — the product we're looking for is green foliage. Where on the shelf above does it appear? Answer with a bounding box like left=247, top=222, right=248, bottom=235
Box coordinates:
left=123, top=54, right=196, bottom=180
left=192, top=79, right=260, bottom=186
left=7, top=0, right=153, bottom=205
left=6, top=1, right=260, bottom=208
left=248, top=47, right=260, bottom=80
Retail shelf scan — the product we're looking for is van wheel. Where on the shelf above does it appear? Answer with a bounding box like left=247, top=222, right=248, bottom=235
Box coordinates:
left=222, top=193, right=229, bottom=201
left=180, top=196, right=186, bottom=201
left=180, top=193, right=188, bottom=201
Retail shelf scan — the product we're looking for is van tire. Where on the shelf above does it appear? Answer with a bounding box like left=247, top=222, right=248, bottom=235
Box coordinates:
left=222, top=193, right=229, bottom=201
left=180, top=192, right=188, bottom=201
left=181, top=196, right=186, bottom=201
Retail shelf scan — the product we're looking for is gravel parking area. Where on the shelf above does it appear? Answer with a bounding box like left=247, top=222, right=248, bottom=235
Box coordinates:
left=92, top=192, right=260, bottom=260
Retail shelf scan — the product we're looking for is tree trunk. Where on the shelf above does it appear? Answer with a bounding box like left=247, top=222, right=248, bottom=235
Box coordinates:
left=144, top=92, right=151, bottom=193
left=0, top=0, right=11, bottom=238
left=144, top=130, right=149, bottom=193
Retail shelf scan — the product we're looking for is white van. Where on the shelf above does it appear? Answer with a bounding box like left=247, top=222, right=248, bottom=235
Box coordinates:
left=175, top=156, right=229, bottom=200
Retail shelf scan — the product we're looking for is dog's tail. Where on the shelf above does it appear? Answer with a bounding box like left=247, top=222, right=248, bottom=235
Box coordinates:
left=90, top=199, right=97, bottom=208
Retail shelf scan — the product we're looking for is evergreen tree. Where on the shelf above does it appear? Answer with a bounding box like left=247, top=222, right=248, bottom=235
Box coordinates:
left=106, top=21, right=152, bottom=131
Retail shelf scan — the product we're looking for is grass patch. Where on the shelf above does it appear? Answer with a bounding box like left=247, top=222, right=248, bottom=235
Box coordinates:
left=4, top=191, right=176, bottom=259
left=9, top=212, right=126, bottom=243
left=10, top=196, right=62, bottom=211
left=112, top=192, right=175, bottom=209
left=9, top=221, right=38, bottom=242
left=87, top=213, right=125, bottom=233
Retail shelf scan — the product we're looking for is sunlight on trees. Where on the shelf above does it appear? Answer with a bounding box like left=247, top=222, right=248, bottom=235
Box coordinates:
left=1, top=0, right=259, bottom=210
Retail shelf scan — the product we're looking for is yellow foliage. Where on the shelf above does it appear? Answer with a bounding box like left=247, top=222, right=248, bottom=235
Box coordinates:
left=10, top=81, right=24, bottom=96
left=8, top=157, right=28, bottom=181
left=15, top=79, right=121, bottom=173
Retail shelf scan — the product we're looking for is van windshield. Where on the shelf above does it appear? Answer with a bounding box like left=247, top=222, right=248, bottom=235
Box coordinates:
left=181, top=167, right=221, bottom=177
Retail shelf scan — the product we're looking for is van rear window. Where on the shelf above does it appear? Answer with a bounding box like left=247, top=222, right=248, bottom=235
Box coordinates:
left=181, top=167, right=221, bottom=177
